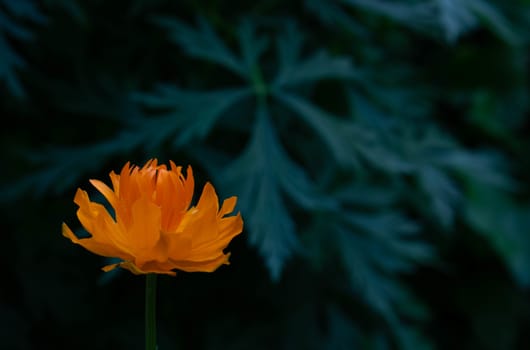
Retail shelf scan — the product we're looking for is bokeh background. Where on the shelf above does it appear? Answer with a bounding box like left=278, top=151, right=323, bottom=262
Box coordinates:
left=2, top=0, right=530, bottom=349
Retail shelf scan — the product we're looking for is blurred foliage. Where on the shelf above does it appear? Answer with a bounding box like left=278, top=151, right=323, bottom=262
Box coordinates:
left=1, top=0, right=530, bottom=349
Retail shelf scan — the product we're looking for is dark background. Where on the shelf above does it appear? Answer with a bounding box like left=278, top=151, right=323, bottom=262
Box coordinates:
left=2, top=0, right=530, bottom=349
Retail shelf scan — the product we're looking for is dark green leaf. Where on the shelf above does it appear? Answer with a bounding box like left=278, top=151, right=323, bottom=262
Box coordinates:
left=465, top=184, right=530, bottom=287
left=222, top=105, right=331, bottom=279
left=273, top=24, right=356, bottom=88
left=153, top=16, right=246, bottom=77
left=276, top=92, right=366, bottom=167
left=133, top=85, right=252, bottom=148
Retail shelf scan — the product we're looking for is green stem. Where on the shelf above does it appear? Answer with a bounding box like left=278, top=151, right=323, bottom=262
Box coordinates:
left=145, top=273, right=157, bottom=350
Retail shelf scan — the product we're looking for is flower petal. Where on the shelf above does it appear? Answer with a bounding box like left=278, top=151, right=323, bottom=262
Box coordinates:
left=164, top=232, right=192, bottom=260
left=179, top=182, right=219, bottom=245
left=74, top=188, right=134, bottom=257
left=109, top=171, right=120, bottom=193
left=90, top=179, right=118, bottom=209
left=186, top=213, right=243, bottom=261
left=170, top=252, right=230, bottom=272
left=219, top=196, right=237, bottom=217
left=103, top=260, right=176, bottom=276
left=127, top=196, right=163, bottom=257
left=62, top=223, right=129, bottom=258
left=156, top=169, right=188, bottom=232
left=179, top=187, right=243, bottom=262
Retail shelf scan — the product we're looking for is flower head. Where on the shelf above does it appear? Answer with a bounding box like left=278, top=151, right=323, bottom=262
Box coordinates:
left=62, top=159, right=243, bottom=276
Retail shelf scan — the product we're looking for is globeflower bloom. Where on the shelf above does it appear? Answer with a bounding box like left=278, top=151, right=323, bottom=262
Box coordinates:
left=62, top=159, right=243, bottom=276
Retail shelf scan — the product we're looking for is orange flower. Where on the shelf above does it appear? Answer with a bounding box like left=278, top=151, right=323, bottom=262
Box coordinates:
left=62, top=159, right=243, bottom=276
